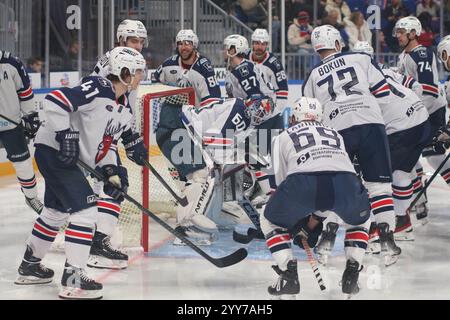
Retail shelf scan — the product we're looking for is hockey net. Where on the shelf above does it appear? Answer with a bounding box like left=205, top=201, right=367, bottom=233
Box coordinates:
left=117, top=84, right=195, bottom=252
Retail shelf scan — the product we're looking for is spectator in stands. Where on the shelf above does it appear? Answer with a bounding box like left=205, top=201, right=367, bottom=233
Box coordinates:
left=287, top=11, right=314, bottom=54
left=416, top=0, right=439, bottom=21
left=345, top=11, right=373, bottom=50
left=383, top=0, right=410, bottom=52
left=325, top=0, right=351, bottom=26
left=26, top=57, right=44, bottom=74
left=233, top=0, right=268, bottom=29
left=417, top=12, right=436, bottom=47
left=322, top=9, right=350, bottom=51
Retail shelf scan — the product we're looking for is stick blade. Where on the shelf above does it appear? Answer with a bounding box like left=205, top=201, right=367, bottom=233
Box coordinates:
left=211, top=248, right=248, bottom=268
left=232, top=230, right=254, bottom=244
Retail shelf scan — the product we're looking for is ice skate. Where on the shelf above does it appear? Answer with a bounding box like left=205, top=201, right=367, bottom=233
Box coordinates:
left=341, top=259, right=363, bottom=298
left=87, top=231, right=128, bottom=270
left=314, top=222, right=339, bottom=265
left=268, top=260, right=299, bottom=300
left=173, top=225, right=218, bottom=246
left=379, top=223, right=401, bottom=266
left=15, top=246, right=54, bottom=285
left=394, top=214, right=414, bottom=241
left=366, top=222, right=381, bottom=255
left=59, top=261, right=103, bottom=300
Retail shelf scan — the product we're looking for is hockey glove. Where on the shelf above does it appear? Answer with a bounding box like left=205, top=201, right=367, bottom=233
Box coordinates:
left=432, top=125, right=450, bottom=153
left=22, top=112, right=40, bottom=139
left=99, top=165, right=129, bottom=202
left=55, top=129, right=80, bottom=167
left=292, top=216, right=323, bottom=250
left=121, top=129, right=148, bottom=166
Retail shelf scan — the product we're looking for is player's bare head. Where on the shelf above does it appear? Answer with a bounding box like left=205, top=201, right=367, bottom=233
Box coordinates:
left=251, top=29, right=269, bottom=57
left=245, top=95, right=275, bottom=126
left=108, top=46, right=146, bottom=93
left=224, top=34, right=249, bottom=66
left=438, top=35, right=450, bottom=71
left=117, top=19, right=148, bottom=52
left=176, top=29, right=198, bottom=61
left=353, top=41, right=374, bottom=57
left=393, top=16, right=421, bottom=48
left=311, top=25, right=343, bottom=59
left=291, top=97, right=323, bottom=125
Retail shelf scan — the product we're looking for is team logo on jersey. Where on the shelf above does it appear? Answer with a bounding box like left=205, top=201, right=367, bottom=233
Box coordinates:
left=95, top=119, right=126, bottom=164
left=329, top=108, right=340, bottom=120
left=86, top=195, right=97, bottom=204
left=418, top=48, right=427, bottom=58
left=297, top=152, right=311, bottom=165
left=98, top=78, right=110, bottom=88
left=105, top=105, right=114, bottom=112
left=239, top=65, right=249, bottom=77
left=170, top=69, right=177, bottom=74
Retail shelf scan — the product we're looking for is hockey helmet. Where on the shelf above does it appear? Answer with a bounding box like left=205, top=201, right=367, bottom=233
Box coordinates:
left=224, top=34, right=249, bottom=57
left=251, top=28, right=270, bottom=44
left=438, top=35, right=450, bottom=71
left=393, top=16, right=422, bottom=37
left=311, top=25, right=343, bottom=53
left=176, top=29, right=199, bottom=48
left=116, top=19, right=148, bottom=47
left=109, top=47, right=146, bottom=85
left=353, top=41, right=374, bottom=57
left=292, top=97, right=323, bottom=123
left=245, top=95, right=275, bottom=126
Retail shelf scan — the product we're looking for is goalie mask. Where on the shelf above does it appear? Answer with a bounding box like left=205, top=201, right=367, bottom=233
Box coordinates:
left=245, top=95, right=275, bottom=126
left=438, top=35, right=450, bottom=71
left=109, top=47, right=146, bottom=86
left=292, top=97, right=323, bottom=123
left=117, top=19, right=148, bottom=47
left=353, top=41, right=374, bottom=57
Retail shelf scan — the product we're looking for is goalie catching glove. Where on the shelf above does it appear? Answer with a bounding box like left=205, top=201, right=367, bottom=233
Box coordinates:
left=121, top=129, right=148, bottom=165
left=97, top=165, right=129, bottom=202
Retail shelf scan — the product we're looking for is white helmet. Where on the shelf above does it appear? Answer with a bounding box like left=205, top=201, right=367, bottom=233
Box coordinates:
left=176, top=29, right=199, bottom=48
left=353, top=41, right=374, bottom=57
left=116, top=19, right=148, bottom=47
left=311, top=25, right=343, bottom=53
left=245, top=95, right=275, bottom=126
left=109, top=47, right=146, bottom=85
left=437, top=35, right=450, bottom=71
left=292, top=97, right=323, bottom=123
left=251, top=28, right=270, bottom=43
left=393, top=16, right=422, bottom=37
left=224, top=34, right=249, bottom=57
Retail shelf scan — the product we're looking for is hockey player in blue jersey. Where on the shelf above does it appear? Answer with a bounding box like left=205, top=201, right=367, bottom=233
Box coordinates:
left=302, top=25, right=401, bottom=262
left=14, top=47, right=146, bottom=300
left=263, top=97, right=371, bottom=299
left=89, top=19, right=149, bottom=270
left=0, top=51, right=43, bottom=214
left=394, top=17, right=450, bottom=232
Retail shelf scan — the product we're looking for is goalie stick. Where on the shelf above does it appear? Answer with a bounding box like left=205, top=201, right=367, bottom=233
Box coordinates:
left=77, top=159, right=248, bottom=268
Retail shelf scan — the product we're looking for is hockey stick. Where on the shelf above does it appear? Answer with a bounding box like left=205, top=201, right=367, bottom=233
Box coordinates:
left=232, top=196, right=264, bottom=244
left=76, top=159, right=248, bottom=268
left=301, top=238, right=326, bottom=291
left=407, top=152, right=450, bottom=212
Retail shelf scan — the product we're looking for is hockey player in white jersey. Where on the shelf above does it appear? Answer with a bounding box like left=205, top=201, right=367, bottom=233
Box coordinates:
left=249, top=29, right=289, bottom=111
left=302, top=25, right=401, bottom=261
left=394, top=17, right=450, bottom=228
left=263, top=97, right=372, bottom=298
left=0, top=51, right=43, bottom=214
left=178, top=96, right=275, bottom=242
left=88, top=20, right=149, bottom=270
left=438, top=35, right=450, bottom=105
left=14, top=47, right=146, bottom=300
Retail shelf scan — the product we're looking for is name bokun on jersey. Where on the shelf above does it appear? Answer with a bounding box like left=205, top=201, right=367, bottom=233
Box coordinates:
left=377, top=73, right=429, bottom=135
left=249, top=52, right=288, bottom=111
left=398, top=45, right=447, bottom=115
left=182, top=98, right=251, bottom=164
left=302, top=52, right=387, bottom=131
left=224, top=59, right=279, bottom=114
left=0, top=51, right=35, bottom=132
left=272, top=121, right=355, bottom=185
left=152, top=53, right=221, bottom=107
left=35, top=76, right=132, bottom=167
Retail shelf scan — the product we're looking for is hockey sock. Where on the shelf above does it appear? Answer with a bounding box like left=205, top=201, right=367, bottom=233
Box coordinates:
left=27, top=207, right=68, bottom=259
left=96, top=198, right=121, bottom=236
left=65, top=207, right=96, bottom=268
left=265, top=229, right=292, bottom=271
left=392, top=170, right=414, bottom=216
left=12, top=158, right=37, bottom=198
left=344, top=224, right=369, bottom=265
left=369, top=194, right=395, bottom=231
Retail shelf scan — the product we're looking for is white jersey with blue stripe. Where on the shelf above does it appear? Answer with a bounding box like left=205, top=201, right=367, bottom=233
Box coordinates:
left=0, top=51, right=36, bottom=132
left=35, top=76, right=132, bottom=168
left=152, top=53, right=221, bottom=107
left=397, top=45, right=447, bottom=115
left=272, top=121, right=355, bottom=186
left=249, top=52, right=288, bottom=111
left=302, top=52, right=387, bottom=131
left=181, top=98, right=252, bottom=164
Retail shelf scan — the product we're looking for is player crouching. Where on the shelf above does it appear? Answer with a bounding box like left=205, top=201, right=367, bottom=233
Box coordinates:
left=262, top=97, right=372, bottom=299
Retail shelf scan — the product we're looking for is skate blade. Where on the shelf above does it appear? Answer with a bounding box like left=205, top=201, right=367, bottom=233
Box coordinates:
left=14, top=276, right=53, bottom=285
left=416, top=218, right=429, bottom=226
left=384, top=254, right=399, bottom=267
left=394, top=232, right=415, bottom=241
left=173, top=238, right=213, bottom=246
left=270, top=294, right=297, bottom=300
left=87, top=256, right=127, bottom=270
left=59, top=286, right=103, bottom=300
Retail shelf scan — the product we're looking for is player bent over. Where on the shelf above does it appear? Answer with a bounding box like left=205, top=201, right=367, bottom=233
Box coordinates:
left=14, top=47, right=146, bottom=299
left=0, top=51, right=42, bottom=214
left=262, top=97, right=372, bottom=299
